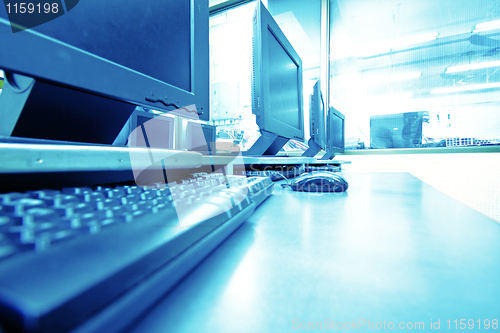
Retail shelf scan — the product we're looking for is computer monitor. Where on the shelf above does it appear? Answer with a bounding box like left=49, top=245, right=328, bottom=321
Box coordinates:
left=187, top=122, right=216, bottom=155
left=0, top=0, right=209, bottom=145
left=127, top=110, right=175, bottom=150
left=321, top=107, right=345, bottom=160
left=244, top=0, right=304, bottom=156
left=302, top=80, right=325, bottom=157
left=370, top=112, right=425, bottom=149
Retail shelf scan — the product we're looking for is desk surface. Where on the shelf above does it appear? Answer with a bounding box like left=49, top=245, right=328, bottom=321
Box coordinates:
left=129, top=172, right=500, bottom=333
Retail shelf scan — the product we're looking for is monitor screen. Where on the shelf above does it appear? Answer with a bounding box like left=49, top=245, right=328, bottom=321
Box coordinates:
left=267, top=30, right=301, bottom=130
left=326, top=107, right=345, bottom=156
left=31, top=0, right=192, bottom=93
left=128, top=111, right=175, bottom=150
left=187, top=122, right=216, bottom=154
left=0, top=0, right=209, bottom=145
left=251, top=1, right=304, bottom=142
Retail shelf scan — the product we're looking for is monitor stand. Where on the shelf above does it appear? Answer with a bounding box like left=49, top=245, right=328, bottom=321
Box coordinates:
left=301, top=138, right=321, bottom=157
left=320, top=150, right=335, bottom=160
left=0, top=73, right=135, bottom=145
left=243, top=130, right=289, bottom=156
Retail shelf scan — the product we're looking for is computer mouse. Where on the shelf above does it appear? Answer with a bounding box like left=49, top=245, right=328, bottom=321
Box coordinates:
left=288, top=171, right=348, bottom=193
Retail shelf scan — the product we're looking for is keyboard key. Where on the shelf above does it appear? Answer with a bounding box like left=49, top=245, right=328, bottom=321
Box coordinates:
left=28, top=189, right=61, bottom=199
left=0, top=192, right=30, bottom=204
left=136, top=201, right=154, bottom=212
left=55, top=202, right=94, bottom=217
left=73, top=212, right=107, bottom=231
left=104, top=188, right=127, bottom=198
left=141, top=190, right=159, bottom=200
left=21, top=208, right=60, bottom=225
left=42, top=194, right=80, bottom=207
left=2, top=198, right=46, bottom=215
left=123, top=186, right=144, bottom=194
left=0, top=216, right=14, bottom=230
left=152, top=196, right=173, bottom=206
left=62, top=187, right=93, bottom=195
left=95, top=198, right=121, bottom=210
left=103, top=206, right=126, bottom=218
left=81, top=192, right=106, bottom=203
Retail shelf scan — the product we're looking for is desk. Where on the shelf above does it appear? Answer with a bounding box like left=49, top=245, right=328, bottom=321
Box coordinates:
left=129, top=172, right=500, bottom=332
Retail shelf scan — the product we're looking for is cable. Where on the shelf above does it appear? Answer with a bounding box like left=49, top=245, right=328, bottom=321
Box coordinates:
left=279, top=171, right=293, bottom=189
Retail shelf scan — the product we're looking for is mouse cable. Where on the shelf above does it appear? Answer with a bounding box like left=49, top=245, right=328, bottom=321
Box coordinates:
left=276, top=172, right=293, bottom=189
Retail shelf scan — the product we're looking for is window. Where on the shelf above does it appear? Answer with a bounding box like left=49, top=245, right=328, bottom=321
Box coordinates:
left=209, top=2, right=257, bottom=147
left=209, top=0, right=321, bottom=150
left=330, top=0, right=500, bottom=150
left=210, top=0, right=500, bottom=152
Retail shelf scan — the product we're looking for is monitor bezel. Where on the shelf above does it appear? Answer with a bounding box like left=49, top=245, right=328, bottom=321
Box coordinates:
left=0, top=0, right=209, bottom=121
left=310, top=80, right=326, bottom=149
left=252, top=0, right=304, bottom=141
left=327, top=107, right=345, bottom=154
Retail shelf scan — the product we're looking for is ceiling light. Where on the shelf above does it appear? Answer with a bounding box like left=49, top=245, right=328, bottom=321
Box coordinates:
left=473, top=20, right=500, bottom=33
left=445, top=60, right=500, bottom=73
left=430, top=82, right=500, bottom=94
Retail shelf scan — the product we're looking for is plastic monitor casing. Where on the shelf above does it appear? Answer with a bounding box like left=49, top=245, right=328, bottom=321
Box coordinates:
left=310, top=80, right=326, bottom=149
left=321, top=107, right=345, bottom=160
left=302, top=80, right=325, bottom=157
left=247, top=1, right=304, bottom=155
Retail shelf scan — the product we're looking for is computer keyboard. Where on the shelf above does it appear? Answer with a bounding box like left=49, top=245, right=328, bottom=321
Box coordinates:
left=0, top=173, right=274, bottom=333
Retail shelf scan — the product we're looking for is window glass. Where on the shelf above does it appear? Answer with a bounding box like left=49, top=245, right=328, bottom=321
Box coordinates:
left=330, top=0, right=500, bottom=149
left=209, top=2, right=258, bottom=148
left=209, top=0, right=321, bottom=150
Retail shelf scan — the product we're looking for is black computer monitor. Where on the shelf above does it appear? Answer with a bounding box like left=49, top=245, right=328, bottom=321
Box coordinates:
left=244, top=0, right=304, bottom=156
left=0, top=0, right=209, bottom=145
left=321, top=107, right=345, bottom=160
left=187, top=122, right=216, bottom=155
left=127, top=110, right=175, bottom=150
left=302, top=80, right=326, bottom=157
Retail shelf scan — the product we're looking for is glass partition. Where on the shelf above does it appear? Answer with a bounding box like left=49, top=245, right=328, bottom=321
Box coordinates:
left=329, top=0, right=500, bottom=150
left=209, top=0, right=321, bottom=151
